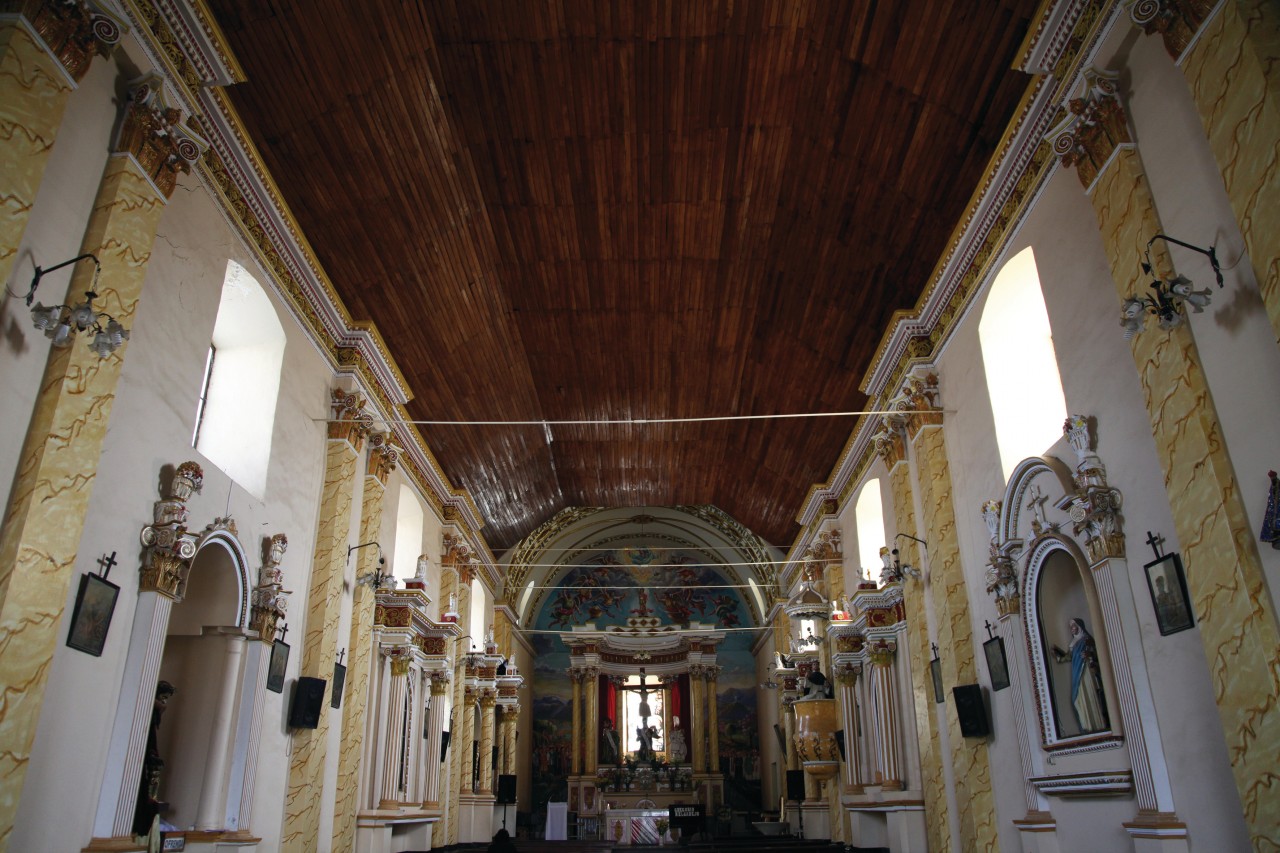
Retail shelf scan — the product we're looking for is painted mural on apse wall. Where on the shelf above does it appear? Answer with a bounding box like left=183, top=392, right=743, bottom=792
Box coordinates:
left=529, top=547, right=761, bottom=810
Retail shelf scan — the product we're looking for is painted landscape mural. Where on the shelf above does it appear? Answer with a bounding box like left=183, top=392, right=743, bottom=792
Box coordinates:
left=529, top=548, right=761, bottom=813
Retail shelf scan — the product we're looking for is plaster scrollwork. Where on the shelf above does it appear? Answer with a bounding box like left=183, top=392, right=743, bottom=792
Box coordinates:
left=429, top=670, right=452, bottom=695
left=139, top=461, right=203, bottom=599
left=835, top=663, right=862, bottom=686
left=367, top=432, right=402, bottom=484
left=386, top=646, right=414, bottom=678
left=1130, top=0, right=1213, bottom=60
left=1048, top=68, right=1131, bottom=190
left=867, top=639, right=897, bottom=668
left=249, top=533, right=291, bottom=643
left=22, top=0, right=126, bottom=81
left=327, top=388, right=375, bottom=448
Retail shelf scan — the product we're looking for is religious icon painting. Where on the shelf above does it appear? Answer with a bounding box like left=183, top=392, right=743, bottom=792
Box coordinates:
left=267, top=639, right=290, bottom=693
left=984, top=636, right=1010, bottom=691
left=1144, top=552, right=1195, bottom=636
left=66, top=572, right=120, bottom=656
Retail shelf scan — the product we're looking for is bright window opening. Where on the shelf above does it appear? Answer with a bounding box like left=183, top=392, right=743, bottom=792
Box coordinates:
left=855, top=479, right=886, bottom=581
left=979, top=247, right=1067, bottom=481
left=469, top=578, right=486, bottom=650
left=393, top=484, right=424, bottom=582
left=195, top=261, right=285, bottom=499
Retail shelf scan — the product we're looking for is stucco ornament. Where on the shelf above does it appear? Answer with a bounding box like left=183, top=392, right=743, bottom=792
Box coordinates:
left=1063, top=416, right=1125, bottom=562
left=251, top=533, right=292, bottom=642
left=140, top=462, right=204, bottom=598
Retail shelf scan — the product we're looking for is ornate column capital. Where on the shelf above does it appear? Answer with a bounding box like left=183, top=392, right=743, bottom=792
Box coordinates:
left=429, top=671, right=452, bottom=695
left=867, top=639, right=897, bottom=668
left=981, top=499, right=1021, bottom=615
left=366, top=432, right=401, bottom=484
left=1130, top=0, right=1214, bottom=60
left=480, top=690, right=497, bottom=709
left=1063, top=415, right=1125, bottom=562
left=115, top=75, right=208, bottom=200
left=139, top=461, right=203, bottom=598
left=327, top=388, right=374, bottom=449
left=386, top=646, right=413, bottom=678
left=250, top=532, right=291, bottom=642
left=835, top=663, right=862, bottom=685
left=17, top=0, right=125, bottom=83
left=872, top=421, right=907, bottom=468
left=1048, top=69, right=1132, bottom=190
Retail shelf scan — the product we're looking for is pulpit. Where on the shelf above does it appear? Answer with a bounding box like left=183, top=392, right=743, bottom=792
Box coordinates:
left=792, top=699, right=841, bottom=782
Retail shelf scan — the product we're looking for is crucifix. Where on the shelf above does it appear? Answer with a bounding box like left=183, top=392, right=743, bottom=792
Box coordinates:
left=97, top=551, right=118, bottom=581
left=277, top=623, right=289, bottom=643
left=336, top=648, right=346, bottom=666
left=1145, top=530, right=1166, bottom=561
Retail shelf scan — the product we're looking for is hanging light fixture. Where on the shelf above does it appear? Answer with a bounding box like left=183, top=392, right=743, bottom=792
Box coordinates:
left=1120, top=235, right=1222, bottom=339
left=23, top=253, right=130, bottom=357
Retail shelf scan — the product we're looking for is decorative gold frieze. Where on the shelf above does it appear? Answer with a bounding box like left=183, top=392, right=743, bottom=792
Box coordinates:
left=16, top=0, right=124, bottom=82
left=115, top=75, right=207, bottom=200
left=1130, top=0, right=1214, bottom=59
left=327, top=388, right=374, bottom=448
left=1049, top=69, right=1131, bottom=190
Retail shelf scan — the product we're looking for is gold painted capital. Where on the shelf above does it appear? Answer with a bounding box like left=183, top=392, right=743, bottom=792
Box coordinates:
left=430, top=673, right=451, bottom=695
left=328, top=388, right=374, bottom=448
left=115, top=75, right=207, bottom=199
left=1049, top=69, right=1132, bottom=189
left=1130, top=0, right=1213, bottom=60
left=868, top=640, right=897, bottom=668
left=367, top=432, right=401, bottom=484
left=16, top=0, right=124, bottom=82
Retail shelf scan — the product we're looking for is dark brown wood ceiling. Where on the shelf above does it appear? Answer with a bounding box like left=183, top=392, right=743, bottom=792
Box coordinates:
left=208, top=0, right=1035, bottom=549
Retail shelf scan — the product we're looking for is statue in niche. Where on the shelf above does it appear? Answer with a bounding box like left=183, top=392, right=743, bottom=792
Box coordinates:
left=1052, top=618, right=1108, bottom=733
left=667, top=717, right=687, bottom=763
left=132, top=681, right=176, bottom=836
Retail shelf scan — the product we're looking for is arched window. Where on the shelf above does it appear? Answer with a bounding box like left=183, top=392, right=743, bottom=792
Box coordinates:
left=855, top=479, right=886, bottom=581
left=194, top=261, right=285, bottom=499
left=978, top=247, right=1067, bottom=481
left=392, top=484, right=424, bottom=582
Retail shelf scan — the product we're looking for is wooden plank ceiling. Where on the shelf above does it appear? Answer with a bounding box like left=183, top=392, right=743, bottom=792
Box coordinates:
left=208, top=0, right=1036, bottom=550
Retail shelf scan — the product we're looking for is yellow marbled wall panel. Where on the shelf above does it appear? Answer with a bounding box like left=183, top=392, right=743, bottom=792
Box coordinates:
left=331, top=475, right=385, bottom=851
left=913, top=426, right=999, bottom=853
left=889, top=462, right=951, bottom=853
left=0, top=155, right=164, bottom=846
left=1092, top=150, right=1280, bottom=849
left=282, top=438, right=358, bottom=852
left=0, top=19, right=76, bottom=282
left=1181, top=0, right=1280, bottom=345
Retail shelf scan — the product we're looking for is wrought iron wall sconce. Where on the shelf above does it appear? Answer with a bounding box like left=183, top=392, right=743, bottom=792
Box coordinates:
left=1120, top=234, right=1222, bottom=339
left=22, top=253, right=130, bottom=356
left=350, top=541, right=391, bottom=588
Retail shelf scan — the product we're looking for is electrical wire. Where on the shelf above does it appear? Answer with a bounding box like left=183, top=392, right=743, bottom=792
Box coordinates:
left=313, top=408, right=947, bottom=427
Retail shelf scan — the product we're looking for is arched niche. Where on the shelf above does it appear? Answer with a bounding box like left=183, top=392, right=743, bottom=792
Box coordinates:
left=152, top=527, right=254, bottom=832
left=1023, top=535, right=1121, bottom=749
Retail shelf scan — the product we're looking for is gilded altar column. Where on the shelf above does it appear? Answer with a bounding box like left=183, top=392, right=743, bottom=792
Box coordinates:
left=422, top=673, right=450, bottom=809
left=282, top=389, right=371, bottom=850
left=584, top=667, right=599, bottom=771
left=876, top=402, right=951, bottom=851
left=333, top=434, right=398, bottom=849
left=570, top=668, right=584, bottom=774
left=688, top=666, right=706, bottom=772
left=0, top=1, right=121, bottom=285
left=868, top=641, right=902, bottom=789
left=903, top=373, right=997, bottom=851
left=705, top=666, right=721, bottom=773
left=0, top=77, right=204, bottom=844
left=478, top=691, right=497, bottom=794
left=1134, top=0, right=1280, bottom=344
left=378, top=650, right=412, bottom=808
left=1053, top=71, right=1280, bottom=847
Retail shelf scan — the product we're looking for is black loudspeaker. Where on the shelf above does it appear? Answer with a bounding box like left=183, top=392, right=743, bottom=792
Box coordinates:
left=288, top=676, right=326, bottom=729
left=953, top=684, right=990, bottom=738
left=440, top=731, right=452, bottom=763
left=786, top=769, right=806, bottom=801
left=497, top=774, right=517, bottom=803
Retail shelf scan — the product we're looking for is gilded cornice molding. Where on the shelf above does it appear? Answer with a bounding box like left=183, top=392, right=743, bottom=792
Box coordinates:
left=793, top=0, right=1125, bottom=549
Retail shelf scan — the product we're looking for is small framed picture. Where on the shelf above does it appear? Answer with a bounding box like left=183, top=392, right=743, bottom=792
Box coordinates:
left=1144, top=552, right=1195, bottom=635
left=66, top=573, right=120, bottom=656
left=984, top=636, right=1010, bottom=691
left=331, top=661, right=347, bottom=709
left=930, top=657, right=944, bottom=704
left=267, top=639, right=290, bottom=693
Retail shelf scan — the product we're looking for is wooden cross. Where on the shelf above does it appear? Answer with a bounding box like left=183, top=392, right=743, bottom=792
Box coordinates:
left=277, top=623, right=289, bottom=643
left=985, top=620, right=996, bottom=640
left=336, top=649, right=346, bottom=666
left=931, top=643, right=940, bottom=660
left=96, top=551, right=117, bottom=580
left=1145, top=530, right=1166, bottom=561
